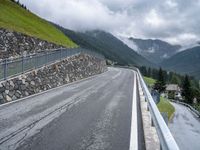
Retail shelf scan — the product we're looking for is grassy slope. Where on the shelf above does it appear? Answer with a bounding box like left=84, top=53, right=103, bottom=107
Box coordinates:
left=143, top=76, right=175, bottom=120
left=0, top=0, right=77, bottom=47
left=157, top=97, right=175, bottom=120
left=143, top=76, right=156, bottom=87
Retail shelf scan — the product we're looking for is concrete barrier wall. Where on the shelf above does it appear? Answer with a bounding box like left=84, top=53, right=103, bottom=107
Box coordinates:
left=0, top=53, right=107, bottom=104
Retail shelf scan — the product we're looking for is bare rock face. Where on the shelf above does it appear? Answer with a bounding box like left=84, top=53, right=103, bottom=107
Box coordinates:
left=0, top=28, right=64, bottom=59
left=0, top=54, right=107, bottom=104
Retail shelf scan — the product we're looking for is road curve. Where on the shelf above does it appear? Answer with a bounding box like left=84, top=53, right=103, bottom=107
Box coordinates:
left=0, top=67, right=139, bottom=150
left=169, top=102, right=200, bottom=150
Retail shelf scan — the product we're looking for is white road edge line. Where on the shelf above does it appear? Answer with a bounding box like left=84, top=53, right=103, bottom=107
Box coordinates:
left=129, top=71, right=138, bottom=150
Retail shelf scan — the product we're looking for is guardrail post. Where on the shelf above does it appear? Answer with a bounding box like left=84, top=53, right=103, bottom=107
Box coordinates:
left=45, top=51, right=48, bottom=66
left=0, top=48, right=104, bottom=81
left=144, top=97, right=147, bottom=102
left=147, top=102, right=150, bottom=111
left=137, top=69, right=180, bottom=150
left=161, top=112, right=168, bottom=125
left=67, top=48, right=69, bottom=57
left=22, top=55, right=24, bottom=74
left=151, top=117, right=154, bottom=126
left=160, top=144, right=163, bottom=150
left=35, top=55, right=38, bottom=69
left=3, top=58, right=7, bottom=80
left=60, top=49, right=62, bottom=61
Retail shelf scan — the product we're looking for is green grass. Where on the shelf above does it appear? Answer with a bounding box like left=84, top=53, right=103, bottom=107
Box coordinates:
left=143, top=76, right=175, bottom=120
left=143, top=76, right=156, bottom=87
left=0, top=0, right=77, bottom=47
left=157, top=97, right=175, bottom=120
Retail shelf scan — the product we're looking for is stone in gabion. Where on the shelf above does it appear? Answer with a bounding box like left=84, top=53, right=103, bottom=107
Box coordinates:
left=0, top=29, right=64, bottom=59
left=0, top=54, right=107, bottom=104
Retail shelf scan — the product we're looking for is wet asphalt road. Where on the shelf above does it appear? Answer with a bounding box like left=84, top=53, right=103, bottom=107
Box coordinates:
left=169, top=102, right=200, bottom=150
left=0, top=67, right=138, bottom=150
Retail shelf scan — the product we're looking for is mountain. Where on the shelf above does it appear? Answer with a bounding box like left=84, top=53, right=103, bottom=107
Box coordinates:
left=161, top=46, right=200, bottom=79
left=55, top=25, right=153, bottom=67
left=125, top=37, right=181, bottom=64
left=0, top=0, right=76, bottom=47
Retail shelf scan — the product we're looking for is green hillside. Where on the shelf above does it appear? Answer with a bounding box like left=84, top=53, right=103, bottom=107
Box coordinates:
left=0, top=0, right=76, bottom=47
left=161, top=46, right=200, bottom=79
left=157, top=97, right=175, bottom=120
left=144, top=76, right=156, bottom=87
left=54, top=24, right=154, bottom=67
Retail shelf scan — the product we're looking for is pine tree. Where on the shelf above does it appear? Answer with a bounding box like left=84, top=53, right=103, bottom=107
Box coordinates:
left=140, top=66, right=147, bottom=76
left=147, top=67, right=151, bottom=77
left=152, top=68, right=158, bottom=80
left=182, top=75, right=193, bottom=104
left=170, top=74, right=180, bottom=85
left=154, top=67, right=166, bottom=93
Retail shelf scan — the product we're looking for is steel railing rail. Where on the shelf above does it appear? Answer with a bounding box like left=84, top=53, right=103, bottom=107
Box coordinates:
left=171, top=100, right=200, bottom=117
left=136, top=68, right=179, bottom=150
left=0, top=48, right=105, bottom=81
left=111, top=65, right=179, bottom=149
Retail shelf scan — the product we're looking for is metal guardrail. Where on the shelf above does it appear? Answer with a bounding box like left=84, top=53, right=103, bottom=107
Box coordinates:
left=112, top=65, right=179, bottom=149
left=0, top=48, right=104, bottom=81
left=136, top=68, right=179, bottom=150
left=171, top=100, right=200, bottom=117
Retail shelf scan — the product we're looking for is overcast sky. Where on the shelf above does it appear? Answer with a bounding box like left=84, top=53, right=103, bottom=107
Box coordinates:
left=20, top=0, right=200, bottom=46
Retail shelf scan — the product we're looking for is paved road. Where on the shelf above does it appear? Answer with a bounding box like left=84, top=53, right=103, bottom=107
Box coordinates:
left=0, top=67, right=139, bottom=150
left=169, top=102, right=200, bottom=150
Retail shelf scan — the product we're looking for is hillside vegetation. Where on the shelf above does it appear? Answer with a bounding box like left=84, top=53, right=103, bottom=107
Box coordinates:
left=55, top=24, right=153, bottom=67
left=144, top=76, right=156, bottom=87
left=161, top=46, right=200, bottom=79
left=142, top=75, right=175, bottom=120
left=157, top=97, right=175, bottom=120
left=0, top=0, right=76, bottom=47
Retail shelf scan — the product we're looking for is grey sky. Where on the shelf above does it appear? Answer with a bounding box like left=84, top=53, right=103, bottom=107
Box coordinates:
left=20, top=0, right=200, bottom=46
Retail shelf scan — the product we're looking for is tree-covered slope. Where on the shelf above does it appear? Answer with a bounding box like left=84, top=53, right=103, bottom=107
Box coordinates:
left=0, top=0, right=76, bottom=47
left=55, top=25, right=153, bottom=67
left=161, top=46, right=200, bottom=79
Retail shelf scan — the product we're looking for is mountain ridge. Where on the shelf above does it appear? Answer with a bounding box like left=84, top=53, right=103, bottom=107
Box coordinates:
left=161, top=46, right=200, bottom=79
left=54, top=24, right=154, bottom=67
left=122, top=37, right=181, bottom=64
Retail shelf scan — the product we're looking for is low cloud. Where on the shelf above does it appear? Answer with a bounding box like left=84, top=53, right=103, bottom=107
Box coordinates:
left=20, top=0, right=200, bottom=46
left=20, top=0, right=130, bottom=31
